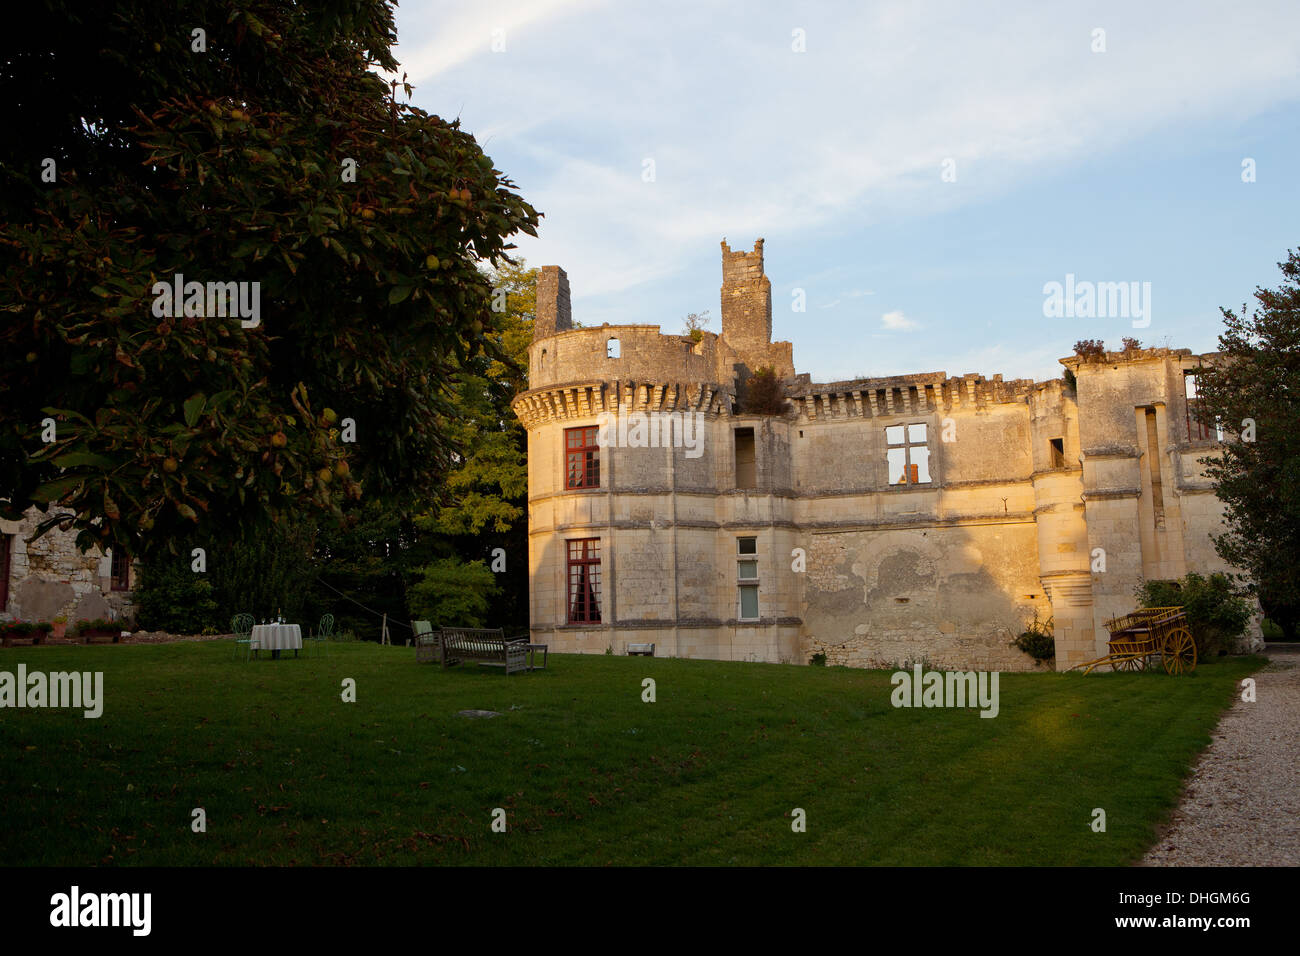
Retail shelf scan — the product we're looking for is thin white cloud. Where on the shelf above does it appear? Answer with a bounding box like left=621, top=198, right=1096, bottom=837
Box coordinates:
left=881, top=310, right=919, bottom=331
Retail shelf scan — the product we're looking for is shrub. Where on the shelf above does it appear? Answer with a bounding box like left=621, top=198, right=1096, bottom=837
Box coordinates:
left=134, top=557, right=222, bottom=634
left=1073, top=339, right=1106, bottom=360
left=1121, top=336, right=1142, bottom=351
left=1012, top=613, right=1055, bottom=661
left=809, top=652, right=827, bottom=666
left=1136, top=573, right=1253, bottom=657
left=738, top=366, right=789, bottom=415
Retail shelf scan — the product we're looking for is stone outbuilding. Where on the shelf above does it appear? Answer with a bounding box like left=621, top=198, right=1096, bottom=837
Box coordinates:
left=0, top=509, right=137, bottom=626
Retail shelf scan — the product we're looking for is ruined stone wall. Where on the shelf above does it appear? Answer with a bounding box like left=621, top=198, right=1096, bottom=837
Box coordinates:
left=515, top=241, right=1260, bottom=670
left=1, top=508, right=136, bottom=625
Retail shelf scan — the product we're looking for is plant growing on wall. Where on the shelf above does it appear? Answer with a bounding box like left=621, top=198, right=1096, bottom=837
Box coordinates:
left=1072, top=339, right=1106, bottom=360
left=1012, top=612, right=1055, bottom=661
left=738, top=366, right=789, bottom=415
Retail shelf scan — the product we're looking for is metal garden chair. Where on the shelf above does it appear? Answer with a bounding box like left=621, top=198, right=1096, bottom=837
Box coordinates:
left=307, top=613, right=334, bottom=657
left=231, top=613, right=256, bottom=660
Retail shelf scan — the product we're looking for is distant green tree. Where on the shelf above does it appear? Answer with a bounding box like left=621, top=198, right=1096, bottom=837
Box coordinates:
left=207, top=519, right=319, bottom=624
left=134, top=555, right=221, bottom=634
left=408, top=557, right=500, bottom=628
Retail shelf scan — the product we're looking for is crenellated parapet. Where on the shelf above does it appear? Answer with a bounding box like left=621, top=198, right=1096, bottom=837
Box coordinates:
left=786, top=372, right=1038, bottom=422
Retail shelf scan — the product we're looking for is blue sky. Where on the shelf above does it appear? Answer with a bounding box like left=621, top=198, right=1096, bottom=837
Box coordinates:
left=381, top=0, right=1300, bottom=382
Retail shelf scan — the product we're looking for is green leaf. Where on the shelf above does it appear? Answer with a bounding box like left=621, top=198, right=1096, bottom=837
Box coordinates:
left=183, top=393, right=205, bottom=428
left=51, top=451, right=118, bottom=469
left=29, top=475, right=88, bottom=503
left=388, top=285, right=413, bottom=304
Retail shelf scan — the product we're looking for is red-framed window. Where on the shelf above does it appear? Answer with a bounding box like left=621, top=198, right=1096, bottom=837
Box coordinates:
left=0, top=535, right=11, bottom=611
left=565, top=426, right=600, bottom=489
left=566, top=538, right=601, bottom=624
left=110, top=549, right=131, bottom=591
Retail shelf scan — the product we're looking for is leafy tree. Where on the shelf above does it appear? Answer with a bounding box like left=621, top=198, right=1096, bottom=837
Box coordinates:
left=1193, top=249, right=1300, bottom=620
left=408, top=557, right=500, bottom=628
left=206, top=519, right=319, bottom=624
left=0, top=0, right=539, bottom=563
left=134, top=554, right=221, bottom=634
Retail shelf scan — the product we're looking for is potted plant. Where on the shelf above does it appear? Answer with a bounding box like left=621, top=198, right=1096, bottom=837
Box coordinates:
left=51, top=615, right=68, bottom=640
left=77, top=618, right=120, bottom=643
left=1, top=620, right=36, bottom=647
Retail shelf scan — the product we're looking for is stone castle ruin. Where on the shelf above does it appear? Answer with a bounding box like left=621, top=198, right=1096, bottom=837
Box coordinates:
left=511, top=238, right=1263, bottom=670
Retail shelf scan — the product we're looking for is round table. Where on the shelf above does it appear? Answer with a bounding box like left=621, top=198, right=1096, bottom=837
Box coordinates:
left=250, top=623, right=302, bottom=658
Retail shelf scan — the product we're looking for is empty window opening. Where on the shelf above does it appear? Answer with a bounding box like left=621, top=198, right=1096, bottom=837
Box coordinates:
left=734, top=428, right=756, bottom=489
left=1183, top=370, right=1223, bottom=441
left=885, top=423, right=931, bottom=485
left=606, top=337, right=620, bottom=359
left=1142, top=407, right=1165, bottom=530
left=1049, top=437, right=1065, bottom=469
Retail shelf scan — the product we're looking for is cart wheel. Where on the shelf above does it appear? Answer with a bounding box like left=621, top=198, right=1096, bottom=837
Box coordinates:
left=1112, top=657, right=1141, bottom=672
left=1162, top=628, right=1197, bottom=675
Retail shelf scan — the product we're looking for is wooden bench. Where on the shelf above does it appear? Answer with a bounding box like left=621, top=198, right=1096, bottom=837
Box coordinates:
left=439, top=627, right=529, bottom=675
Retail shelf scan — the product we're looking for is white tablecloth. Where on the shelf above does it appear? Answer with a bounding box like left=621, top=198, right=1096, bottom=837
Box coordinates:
left=250, top=623, right=302, bottom=651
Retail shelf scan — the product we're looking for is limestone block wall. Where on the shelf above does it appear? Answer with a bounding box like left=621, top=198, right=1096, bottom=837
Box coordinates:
left=1, top=508, right=136, bottom=625
left=800, top=521, right=1046, bottom=670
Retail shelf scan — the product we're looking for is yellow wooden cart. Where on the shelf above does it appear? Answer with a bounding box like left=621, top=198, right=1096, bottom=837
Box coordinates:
left=1074, top=606, right=1198, bottom=675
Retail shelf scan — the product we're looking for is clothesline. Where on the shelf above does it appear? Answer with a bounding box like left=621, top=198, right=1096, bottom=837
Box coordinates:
left=313, top=576, right=415, bottom=631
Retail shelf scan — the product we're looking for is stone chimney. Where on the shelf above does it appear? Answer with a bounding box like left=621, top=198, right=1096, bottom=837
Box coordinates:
left=720, top=238, right=772, bottom=351
left=535, top=266, right=572, bottom=340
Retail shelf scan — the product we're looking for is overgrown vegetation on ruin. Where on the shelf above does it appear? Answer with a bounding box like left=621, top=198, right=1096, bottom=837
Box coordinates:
left=737, top=366, right=789, bottom=415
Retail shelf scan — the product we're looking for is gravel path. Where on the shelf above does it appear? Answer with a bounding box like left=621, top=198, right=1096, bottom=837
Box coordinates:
left=1140, top=645, right=1300, bottom=866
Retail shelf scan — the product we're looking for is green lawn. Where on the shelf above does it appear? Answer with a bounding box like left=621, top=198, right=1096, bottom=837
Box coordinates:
left=0, top=642, right=1263, bottom=865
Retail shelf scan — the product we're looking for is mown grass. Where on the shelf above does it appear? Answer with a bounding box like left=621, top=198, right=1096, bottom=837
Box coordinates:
left=0, top=642, right=1262, bottom=865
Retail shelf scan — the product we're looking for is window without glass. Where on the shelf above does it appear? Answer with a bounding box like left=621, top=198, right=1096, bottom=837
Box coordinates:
left=607, top=338, right=620, bottom=359
left=1049, top=437, right=1065, bottom=469
left=567, top=538, right=601, bottom=623
left=565, top=425, right=600, bottom=489
left=734, top=428, right=756, bottom=489
left=1183, top=371, right=1222, bottom=441
left=885, top=423, right=931, bottom=484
